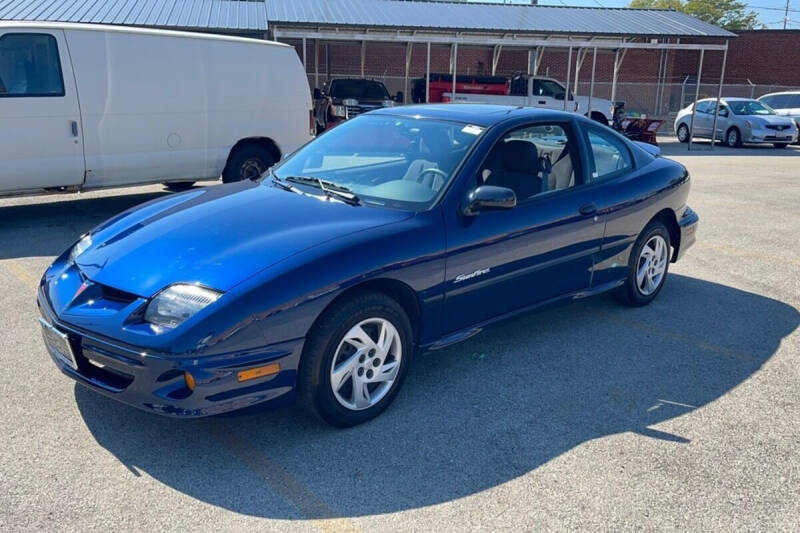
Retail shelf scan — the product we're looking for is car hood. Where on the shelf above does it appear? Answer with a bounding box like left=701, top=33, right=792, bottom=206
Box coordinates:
left=75, top=182, right=413, bottom=297
left=745, top=114, right=796, bottom=127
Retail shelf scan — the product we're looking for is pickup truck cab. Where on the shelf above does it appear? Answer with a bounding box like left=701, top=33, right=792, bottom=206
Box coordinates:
left=445, top=75, right=614, bottom=126
left=314, top=78, right=403, bottom=133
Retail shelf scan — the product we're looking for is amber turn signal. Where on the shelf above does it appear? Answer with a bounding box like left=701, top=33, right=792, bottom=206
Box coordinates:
left=184, top=371, right=196, bottom=391
left=237, top=363, right=280, bottom=382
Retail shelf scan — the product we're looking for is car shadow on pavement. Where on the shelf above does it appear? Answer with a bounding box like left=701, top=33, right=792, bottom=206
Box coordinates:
left=0, top=191, right=169, bottom=260
left=75, top=274, right=799, bottom=519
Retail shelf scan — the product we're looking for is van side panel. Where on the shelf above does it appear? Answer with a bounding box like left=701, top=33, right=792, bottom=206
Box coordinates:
left=205, top=40, right=313, bottom=174
left=65, top=29, right=311, bottom=189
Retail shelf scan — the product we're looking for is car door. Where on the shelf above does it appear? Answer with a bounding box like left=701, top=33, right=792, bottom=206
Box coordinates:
left=441, top=120, right=605, bottom=333
left=531, top=79, right=567, bottom=111
left=0, top=29, right=84, bottom=192
left=691, top=101, right=712, bottom=138
left=710, top=102, right=731, bottom=141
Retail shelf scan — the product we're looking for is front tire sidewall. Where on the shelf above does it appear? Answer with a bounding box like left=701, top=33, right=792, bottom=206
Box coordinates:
left=300, top=293, right=413, bottom=427
left=726, top=128, right=742, bottom=148
left=677, top=124, right=689, bottom=143
left=621, top=222, right=671, bottom=306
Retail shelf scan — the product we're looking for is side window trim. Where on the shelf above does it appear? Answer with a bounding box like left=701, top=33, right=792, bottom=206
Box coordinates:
left=0, top=32, right=66, bottom=98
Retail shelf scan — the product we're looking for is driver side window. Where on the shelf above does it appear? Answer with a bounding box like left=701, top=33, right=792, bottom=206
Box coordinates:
left=479, top=123, right=579, bottom=203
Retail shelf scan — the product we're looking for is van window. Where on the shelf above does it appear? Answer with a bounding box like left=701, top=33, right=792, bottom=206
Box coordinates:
left=0, top=33, right=64, bottom=97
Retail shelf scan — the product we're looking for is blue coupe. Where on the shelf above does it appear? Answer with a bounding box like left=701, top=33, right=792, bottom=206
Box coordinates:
left=39, top=105, right=698, bottom=426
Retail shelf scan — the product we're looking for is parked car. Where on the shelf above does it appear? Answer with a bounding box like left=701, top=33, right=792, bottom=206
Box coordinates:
left=674, top=97, right=798, bottom=148
left=0, top=22, right=313, bottom=197
left=443, top=74, right=616, bottom=125
left=313, top=78, right=402, bottom=133
left=758, top=91, right=800, bottom=143
left=39, top=105, right=698, bottom=427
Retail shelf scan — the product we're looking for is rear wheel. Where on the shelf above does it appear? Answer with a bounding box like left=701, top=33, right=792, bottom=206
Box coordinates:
left=222, top=145, right=275, bottom=183
left=617, top=221, right=671, bottom=307
left=677, top=124, right=689, bottom=143
left=726, top=127, right=742, bottom=148
left=298, top=292, right=413, bottom=427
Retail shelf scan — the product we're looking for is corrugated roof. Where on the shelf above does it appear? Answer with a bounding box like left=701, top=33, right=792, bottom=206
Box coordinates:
left=265, top=0, right=735, bottom=38
left=0, top=0, right=268, bottom=31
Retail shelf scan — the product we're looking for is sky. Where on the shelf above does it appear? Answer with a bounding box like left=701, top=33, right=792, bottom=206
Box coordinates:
left=466, top=0, right=799, bottom=29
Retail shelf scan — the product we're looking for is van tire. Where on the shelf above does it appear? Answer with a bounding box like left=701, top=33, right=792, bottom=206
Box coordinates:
left=164, top=182, right=195, bottom=192
left=223, top=145, right=275, bottom=183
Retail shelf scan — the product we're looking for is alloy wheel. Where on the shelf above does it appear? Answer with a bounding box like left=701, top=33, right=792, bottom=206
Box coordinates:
left=636, top=235, right=668, bottom=296
left=330, top=318, right=402, bottom=411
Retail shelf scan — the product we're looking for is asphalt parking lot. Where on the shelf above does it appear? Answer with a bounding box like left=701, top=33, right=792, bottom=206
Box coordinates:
left=1, top=138, right=798, bottom=531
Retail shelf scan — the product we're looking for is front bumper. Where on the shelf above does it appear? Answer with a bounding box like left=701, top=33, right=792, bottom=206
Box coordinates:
left=38, top=286, right=304, bottom=417
left=743, top=128, right=798, bottom=144
left=675, top=206, right=699, bottom=261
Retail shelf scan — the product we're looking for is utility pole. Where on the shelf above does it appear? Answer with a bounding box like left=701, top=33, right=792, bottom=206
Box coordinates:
left=785, top=0, right=791, bottom=30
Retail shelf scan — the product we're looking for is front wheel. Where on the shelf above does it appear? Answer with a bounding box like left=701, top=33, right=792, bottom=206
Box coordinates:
left=617, top=221, right=671, bottom=307
left=676, top=124, right=689, bottom=143
left=298, top=292, right=413, bottom=427
left=726, top=127, right=742, bottom=148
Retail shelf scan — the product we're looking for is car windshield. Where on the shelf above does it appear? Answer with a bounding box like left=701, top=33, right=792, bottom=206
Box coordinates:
left=331, top=80, right=390, bottom=100
left=729, top=100, right=775, bottom=116
left=272, top=115, right=485, bottom=210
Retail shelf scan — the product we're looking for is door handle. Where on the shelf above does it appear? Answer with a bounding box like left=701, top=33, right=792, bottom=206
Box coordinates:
left=579, top=203, right=597, bottom=216
left=70, top=120, right=79, bottom=137
left=538, top=100, right=547, bottom=105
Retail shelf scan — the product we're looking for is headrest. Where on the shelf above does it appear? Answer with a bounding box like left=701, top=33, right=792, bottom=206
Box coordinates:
left=501, top=140, right=539, bottom=174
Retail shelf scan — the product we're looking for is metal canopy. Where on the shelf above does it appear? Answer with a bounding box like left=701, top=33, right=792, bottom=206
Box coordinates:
left=266, top=0, right=735, bottom=39
left=0, top=0, right=268, bottom=31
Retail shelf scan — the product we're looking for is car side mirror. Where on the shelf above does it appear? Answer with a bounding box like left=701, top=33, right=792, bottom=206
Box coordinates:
left=719, top=108, right=728, bottom=117
left=313, top=88, right=322, bottom=100
left=462, top=185, right=517, bottom=216
left=395, top=91, right=404, bottom=103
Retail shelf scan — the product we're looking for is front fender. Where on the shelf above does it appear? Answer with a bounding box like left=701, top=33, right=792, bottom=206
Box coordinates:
left=180, top=209, right=447, bottom=358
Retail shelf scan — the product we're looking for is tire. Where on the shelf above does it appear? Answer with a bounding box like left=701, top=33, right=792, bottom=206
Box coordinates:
left=773, top=143, right=789, bottom=149
left=676, top=123, right=689, bottom=143
left=298, top=291, right=414, bottom=427
left=591, top=112, right=609, bottom=125
left=726, top=127, right=742, bottom=148
left=617, top=220, right=671, bottom=307
left=222, top=144, right=275, bottom=184
left=163, top=181, right=195, bottom=192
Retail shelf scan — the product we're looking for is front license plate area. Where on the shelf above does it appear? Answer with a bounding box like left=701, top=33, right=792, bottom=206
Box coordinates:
left=40, top=318, right=77, bottom=370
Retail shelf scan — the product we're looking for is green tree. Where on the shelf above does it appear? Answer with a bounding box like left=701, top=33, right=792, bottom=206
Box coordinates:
left=629, top=0, right=759, bottom=30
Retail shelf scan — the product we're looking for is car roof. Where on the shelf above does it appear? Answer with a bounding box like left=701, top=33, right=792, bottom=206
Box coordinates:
left=0, top=21, right=288, bottom=48
left=700, top=97, right=756, bottom=103
left=371, top=104, right=581, bottom=127
left=759, top=91, right=800, bottom=97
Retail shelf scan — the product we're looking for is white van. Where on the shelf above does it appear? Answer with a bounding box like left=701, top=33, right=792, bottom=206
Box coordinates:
left=0, top=22, right=313, bottom=196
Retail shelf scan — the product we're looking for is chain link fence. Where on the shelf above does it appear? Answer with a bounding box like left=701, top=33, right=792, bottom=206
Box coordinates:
left=575, top=81, right=800, bottom=120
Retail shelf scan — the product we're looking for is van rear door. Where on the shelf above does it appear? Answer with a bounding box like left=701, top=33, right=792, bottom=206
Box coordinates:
left=0, top=29, right=84, bottom=192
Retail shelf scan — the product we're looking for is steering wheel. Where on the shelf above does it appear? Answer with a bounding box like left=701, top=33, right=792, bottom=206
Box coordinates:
left=416, top=167, right=449, bottom=191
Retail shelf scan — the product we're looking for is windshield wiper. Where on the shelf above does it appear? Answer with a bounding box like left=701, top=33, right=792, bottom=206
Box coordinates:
left=269, top=170, right=304, bottom=195
left=284, top=176, right=361, bottom=206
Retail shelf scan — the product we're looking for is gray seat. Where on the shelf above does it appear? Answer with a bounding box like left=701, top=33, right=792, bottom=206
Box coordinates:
left=548, top=145, right=575, bottom=191
left=484, top=140, right=542, bottom=200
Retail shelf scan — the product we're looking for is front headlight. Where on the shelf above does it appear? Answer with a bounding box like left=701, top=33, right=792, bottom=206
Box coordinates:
left=68, top=234, right=92, bottom=264
left=144, top=284, right=222, bottom=329
left=331, top=105, right=347, bottom=117
left=382, top=100, right=395, bottom=107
